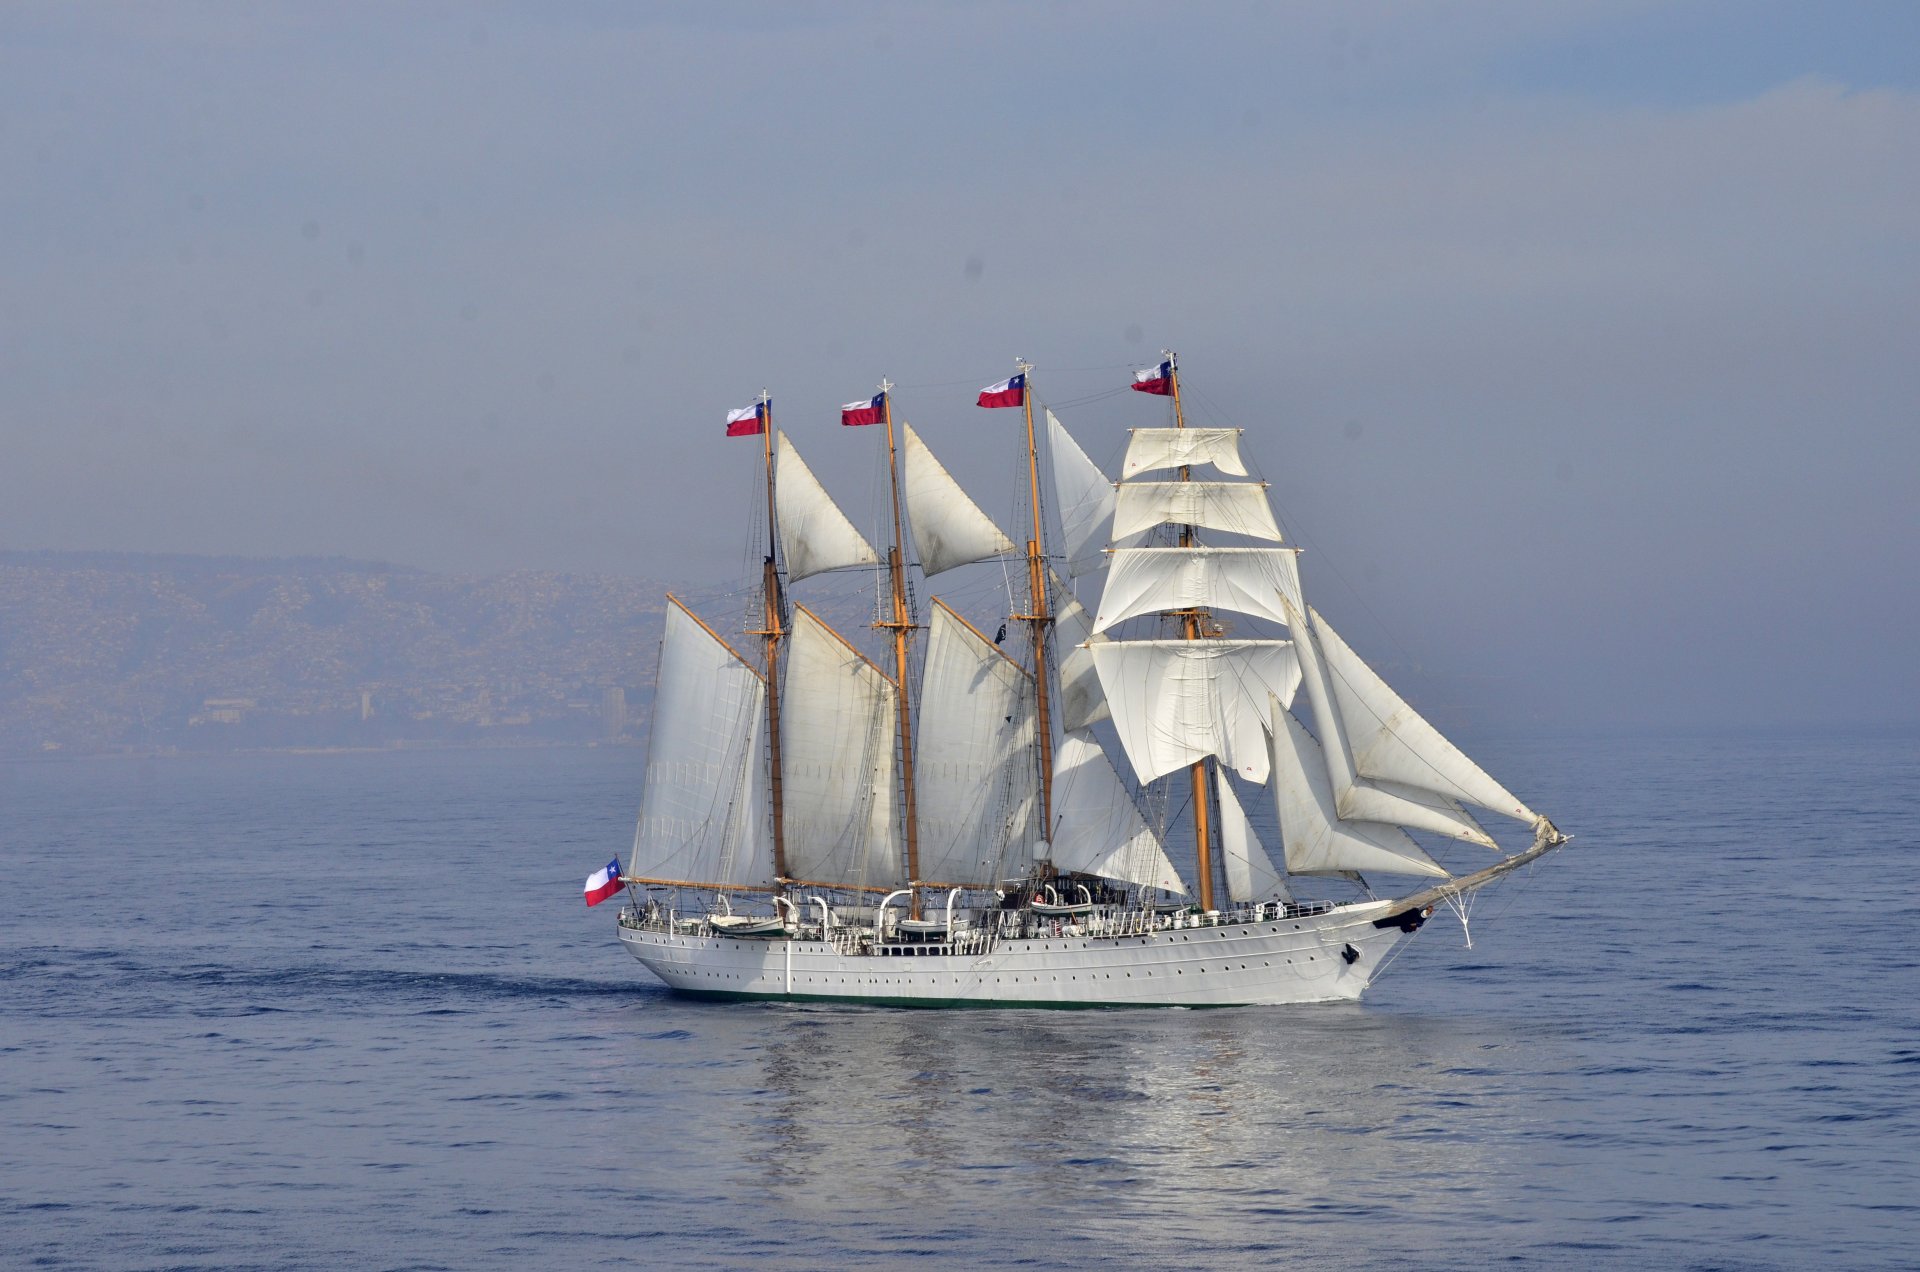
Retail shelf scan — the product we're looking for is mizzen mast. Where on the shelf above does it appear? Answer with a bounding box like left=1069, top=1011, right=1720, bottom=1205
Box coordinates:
left=875, top=382, right=923, bottom=899
left=747, top=391, right=790, bottom=885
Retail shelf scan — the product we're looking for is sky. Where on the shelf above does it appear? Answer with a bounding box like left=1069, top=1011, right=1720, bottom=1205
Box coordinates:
left=3, top=1, right=1916, bottom=729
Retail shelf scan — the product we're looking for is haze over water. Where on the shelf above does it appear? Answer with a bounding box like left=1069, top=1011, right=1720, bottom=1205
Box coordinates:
left=6, top=733, right=1916, bottom=1269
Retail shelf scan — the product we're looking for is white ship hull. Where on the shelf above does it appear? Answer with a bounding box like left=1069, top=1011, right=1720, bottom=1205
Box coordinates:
left=618, top=901, right=1422, bottom=1008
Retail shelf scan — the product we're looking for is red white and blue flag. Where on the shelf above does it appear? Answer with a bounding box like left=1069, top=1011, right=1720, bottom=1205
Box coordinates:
left=725, top=401, right=769, bottom=437
left=977, top=373, right=1026, bottom=409
left=1132, top=360, right=1174, bottom=396
left=584, top=857, right=623, bottom=907
left=841, top=393, right=885, bottom=427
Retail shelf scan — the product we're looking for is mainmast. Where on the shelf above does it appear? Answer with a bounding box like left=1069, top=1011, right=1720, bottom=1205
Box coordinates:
left=751, top=391, right=789, bottom=884
left=1167, top=353, right=1219, bottom=912
left=876, top=382, right=922, bottom=900
left=1015, top=360, right=1057, bottom=846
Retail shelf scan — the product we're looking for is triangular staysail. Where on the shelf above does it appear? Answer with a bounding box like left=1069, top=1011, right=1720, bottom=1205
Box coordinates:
left=1049, top=730, right=1187, bottom=894
left=1311, top=608, right=1538, bottom=825
left=1286, top=595, right=1496, bottom=848
left=1268, top=696, right=1448, bottom=879
left=1216, top=769, right=1291, bottom=904
left=775, top=432, right=880, bottom=582
left=1046, top=409, right=1118, bottom=578
left=901, top=423, right=1017, bottom=577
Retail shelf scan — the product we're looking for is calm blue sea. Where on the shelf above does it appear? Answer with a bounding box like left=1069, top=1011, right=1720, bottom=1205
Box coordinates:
left=3, top=731, right=1917, bottom=1271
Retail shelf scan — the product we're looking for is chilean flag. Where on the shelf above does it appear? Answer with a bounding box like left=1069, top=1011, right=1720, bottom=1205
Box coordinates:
left=584, top=857, right=623, bottom=907
left=1132, top=360, right=1174, bottom=395
left=841, top=393, right=885, bottom=427
left=725, top=402, right=769, bottom=437
left=977, top=373, right=1026, bottom=408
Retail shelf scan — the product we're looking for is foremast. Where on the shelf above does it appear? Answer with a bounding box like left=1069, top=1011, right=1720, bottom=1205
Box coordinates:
left=1162, top=353, right=1222, bottom=912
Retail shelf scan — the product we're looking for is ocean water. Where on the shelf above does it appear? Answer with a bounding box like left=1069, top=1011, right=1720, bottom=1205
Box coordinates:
left=3, top=731, right=1916, bottom=1271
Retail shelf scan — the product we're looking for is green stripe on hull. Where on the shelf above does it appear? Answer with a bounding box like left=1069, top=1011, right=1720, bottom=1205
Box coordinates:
left=664, top=986, right=1304, bottom=1010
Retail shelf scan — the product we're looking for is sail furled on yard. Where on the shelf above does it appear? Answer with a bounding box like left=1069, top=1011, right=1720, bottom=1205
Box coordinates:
left=1049, top=730, right=1187, bottom=894
left=630, top=601, right=774, bottom=887
left=900, top=423, right=1017, bottom=577
left=1216, top=769, right=1291, bottom=904
left=913, top=603, right=1038, bottom=885
left=1110, top=481, right=1283, bottom=543
left=779, top=607, right=904, bottom=888
left=1267, top=696, right=1448, bottom=879
left=775, top=431, right=880, bottom=582
left=1093, top=547, right=1305, bottom=635
left=1089, top=639, right=1302, bottom=785
left=1047, top=410, right=1118, bottom=578
left=1050, top=573, right=1111, bottom=732
left=1285, top=595, right=1496, bottom=848
left=1121, top=428, right=1249, bottom=479
left=1310, top=608, right=1538, bottom=826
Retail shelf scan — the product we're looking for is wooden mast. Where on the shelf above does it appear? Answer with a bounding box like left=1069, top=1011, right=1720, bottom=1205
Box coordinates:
left=751, top=392, right=789, bottom=885
left=1015, top=359, right=1057, bottom=843
left=876, top=382, right=922, bottom=907
left=1169, top=354, right=1218, bottom=913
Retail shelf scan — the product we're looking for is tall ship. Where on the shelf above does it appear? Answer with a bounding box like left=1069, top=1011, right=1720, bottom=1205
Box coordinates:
left=605, top=356, right=1568, bottom=1007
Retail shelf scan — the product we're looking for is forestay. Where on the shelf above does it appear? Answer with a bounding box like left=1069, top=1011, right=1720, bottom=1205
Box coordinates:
left=1267, top=697, right=1448, bottom=879
left=1110, top=481, right=1283, bottom=543
left=1093, top=547, right=1305, bottom=635
left=1121, top=427, right=1249, bottom=479
left=901, top=423, right=1016, bottom=577
left=1216, top=769, right=1291, bottom=904
left=775, top=432, right=880, bottom=582
left=1089, top=639, right=1302, bottom=785
left=1047, top=410, right=1118, bottom=578
left=1311, top=608, right=1537, bottom=825
left=779, top=608, right=904, bottom=888
left=630, top=602, right=774, bottom=887
left=1048, top=731, right=1187, bottom=894
left=913, top=604, right=1038, bottom=885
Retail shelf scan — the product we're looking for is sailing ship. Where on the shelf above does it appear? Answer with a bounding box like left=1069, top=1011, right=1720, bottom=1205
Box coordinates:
left=609, top=356, right=1568, bottom=1006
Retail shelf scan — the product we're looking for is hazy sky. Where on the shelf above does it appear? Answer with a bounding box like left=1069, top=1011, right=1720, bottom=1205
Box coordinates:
left=4, top=1, right=1916, bottom=728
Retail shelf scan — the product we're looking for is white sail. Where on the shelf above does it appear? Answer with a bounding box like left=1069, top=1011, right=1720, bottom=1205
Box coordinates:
left=914, top=604, right=1038, bottom=886
left=776, top=431, right=880, bottom=583
left=1286, top=595, right=1497, bottom=848
left=1047, top=409, right=1117, bottom=577
left=1122, top=427, right=1249, bottom=479
left=1089, top=639, right=1302, bottom=785
left=1051, top=580, right=1110, bottom=732
left=1268, top=696, right=1448, bottom=879
left=1093, top=546, right=1305, bottom=635
left=1216, top=769, right=1291, bottom=904
left=902, top=423, right=1017, bottom=577
left=1049, top=730, right=1187, bottom=894
left=630, top=601, right=774, bottom=887
left=1311, top=608, right=1538, bottom=826
left=779, top=607, right=904, bottom=889
left=1111, top=481, right=1283, bottom=543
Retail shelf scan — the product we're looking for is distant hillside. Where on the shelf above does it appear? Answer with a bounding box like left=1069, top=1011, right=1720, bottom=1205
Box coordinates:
left=0, top=551, right=680, bottom=755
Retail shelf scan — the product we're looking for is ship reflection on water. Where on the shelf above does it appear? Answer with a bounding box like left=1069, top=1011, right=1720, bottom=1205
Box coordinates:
left=619, top=997, right=1540, bottom=1258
